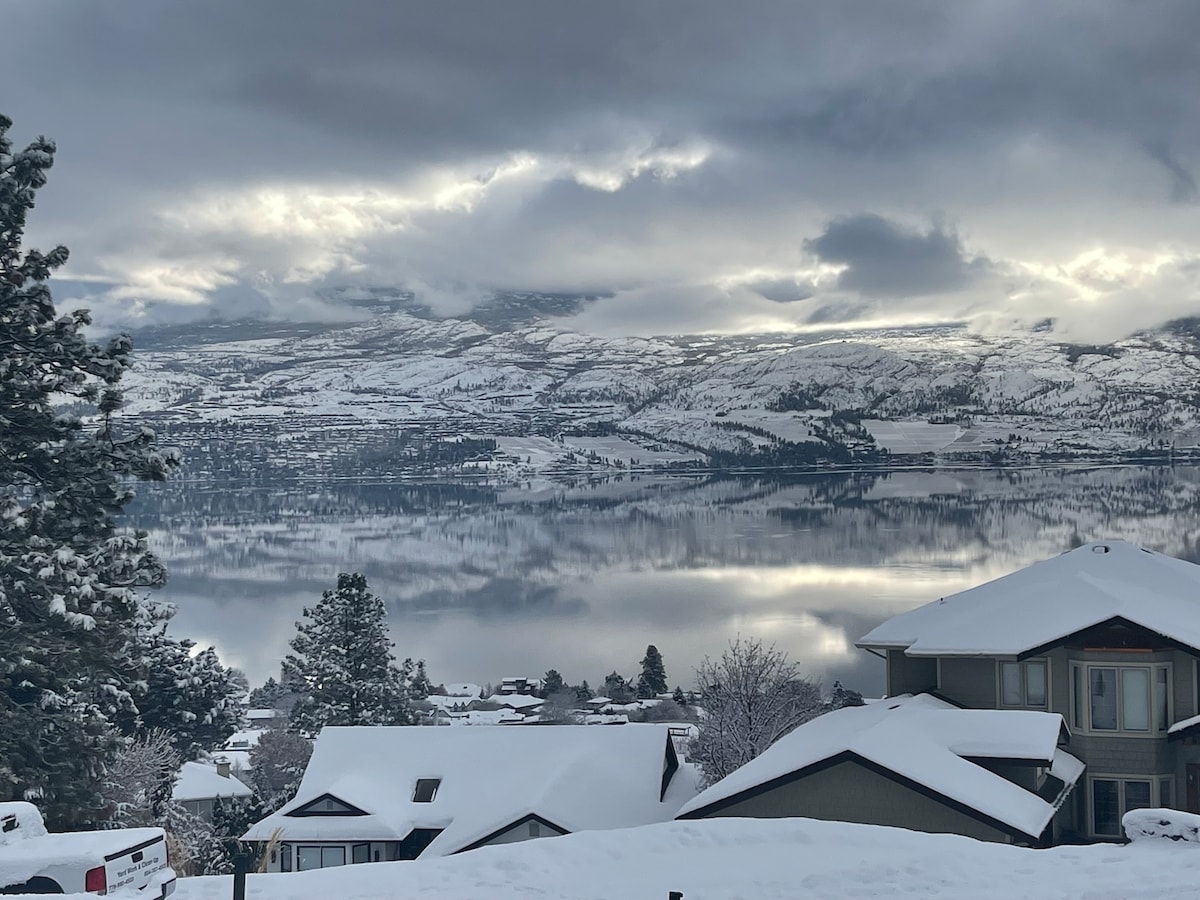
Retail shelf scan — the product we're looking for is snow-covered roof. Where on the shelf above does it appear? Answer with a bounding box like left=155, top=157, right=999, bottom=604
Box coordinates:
left=243, top=724, right=698, bottom=855
left=172, top=761, right=255, bottom=802
left=677, top=694, right=1080, bottom=841
left=222, top=729, right=267, bottom=751
left=857, top=541, right=1200, bottom=657
left=486, top=694, right=543, bottom=710
left=1168, top=712, right=1200, bottom=736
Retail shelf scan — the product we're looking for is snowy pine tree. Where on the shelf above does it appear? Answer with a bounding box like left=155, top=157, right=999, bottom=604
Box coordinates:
left=248, top=677, right=287, bottom=710
left=0, top=114, right=178, bottom=829
left=636, top=644, right=668, bottom=698
left=282, top=573, right=415, bottom=733
left=540, top=669, right=565, bottom=698
left=248, top=729, right=312, bottom=814
left=113, top=601, right=242, bottom=759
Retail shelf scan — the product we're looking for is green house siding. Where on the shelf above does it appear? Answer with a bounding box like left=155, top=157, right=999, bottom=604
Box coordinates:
left=936, top=658, right=996, bottom=708
left=887, top=651, right=937, bottom=695
left=699, top=759, right=1016, bottom=844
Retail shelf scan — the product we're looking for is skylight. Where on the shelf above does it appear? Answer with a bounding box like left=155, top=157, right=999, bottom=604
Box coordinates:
left=413, top=778, right=441, bottom=803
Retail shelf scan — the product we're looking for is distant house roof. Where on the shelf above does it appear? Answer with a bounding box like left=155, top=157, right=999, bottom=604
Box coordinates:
left=172, top=761, right=254, bottom=803
left=857, top=541, right=1200, bottom=657
left=242, top=724, right=698, bottom=855
left=487, top=694, right=543, bottom=710
left=677, top=694, right=1082, bottom=843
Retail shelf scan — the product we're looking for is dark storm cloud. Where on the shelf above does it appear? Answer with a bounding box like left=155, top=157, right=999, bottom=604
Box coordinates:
left=1, top=0, right=1198, bottom=337
left=805, top=214, right=992, bottom=298
left=746, top=278, right=815, bottom=304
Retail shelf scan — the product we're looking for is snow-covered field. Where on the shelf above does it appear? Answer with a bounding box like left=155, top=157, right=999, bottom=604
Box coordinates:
left=21, top=817, right=1199, bottom=899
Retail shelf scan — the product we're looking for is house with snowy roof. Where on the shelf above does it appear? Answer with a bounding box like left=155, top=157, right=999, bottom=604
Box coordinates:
left=172, top=760, right=255, bottom=822
left=242, top=724, right=698, bottom=871
left=855, top=540, right=1200, bottom=841
left=678, top=694, right=1082, bottom=845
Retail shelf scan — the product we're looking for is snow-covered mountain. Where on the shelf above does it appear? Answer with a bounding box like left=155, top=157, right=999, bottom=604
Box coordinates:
left=117, top=307, right=1200, bottom=480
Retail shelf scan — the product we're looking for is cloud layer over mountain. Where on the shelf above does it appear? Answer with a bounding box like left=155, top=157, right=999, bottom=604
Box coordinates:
left=3, top=1, right=1198, bottom=340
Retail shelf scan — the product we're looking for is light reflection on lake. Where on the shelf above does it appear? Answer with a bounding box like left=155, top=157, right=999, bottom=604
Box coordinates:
left=124, top=465, right=1200, bottom=697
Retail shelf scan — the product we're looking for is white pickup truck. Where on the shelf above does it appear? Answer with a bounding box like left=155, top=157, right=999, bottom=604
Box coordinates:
left=0, top=802, right=176, bottom=896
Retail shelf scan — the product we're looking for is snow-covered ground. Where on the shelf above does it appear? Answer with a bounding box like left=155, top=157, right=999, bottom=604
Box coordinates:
left=16, top=817, right=1198, bottom=899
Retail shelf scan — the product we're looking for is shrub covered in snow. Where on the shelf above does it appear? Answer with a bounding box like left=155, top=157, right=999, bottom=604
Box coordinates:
left=1123, top=808, right=1200, bottom=844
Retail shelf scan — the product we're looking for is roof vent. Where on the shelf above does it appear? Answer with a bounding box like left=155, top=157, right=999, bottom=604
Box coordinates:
left=1092, top=544, right=1109, bottom=554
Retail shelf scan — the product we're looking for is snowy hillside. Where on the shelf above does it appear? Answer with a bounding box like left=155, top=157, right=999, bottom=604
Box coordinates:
left=116, top=312, right=1200, bottom=481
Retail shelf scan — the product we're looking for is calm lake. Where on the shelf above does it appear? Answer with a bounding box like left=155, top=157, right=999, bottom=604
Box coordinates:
left=124, top=465, right=1200, bottom=698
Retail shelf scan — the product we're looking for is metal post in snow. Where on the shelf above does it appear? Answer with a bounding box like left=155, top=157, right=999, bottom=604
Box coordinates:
left=230, top=844, right=253, bottom=900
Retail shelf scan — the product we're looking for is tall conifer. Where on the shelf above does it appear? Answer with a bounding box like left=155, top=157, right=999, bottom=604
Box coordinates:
left=283, top=572, right=415, bottom=733
left=0, top=114, right=178, bottom=827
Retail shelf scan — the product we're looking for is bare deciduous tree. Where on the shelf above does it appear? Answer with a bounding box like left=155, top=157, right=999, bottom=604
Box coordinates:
left=689, top=637, right=824, bottom=786
left=103, top=729, right=181, bottom=828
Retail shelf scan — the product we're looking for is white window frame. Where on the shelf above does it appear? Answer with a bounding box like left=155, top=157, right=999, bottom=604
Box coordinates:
left=1069, top=662, right=1171, bottom=736
left=997, top=659, right=1049, bottom=708
left=1088, top=775, right=1173, bottom=838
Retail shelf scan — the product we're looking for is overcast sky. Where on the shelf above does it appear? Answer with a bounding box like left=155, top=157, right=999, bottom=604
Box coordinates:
left=3, top=1, right=1198, bottom=340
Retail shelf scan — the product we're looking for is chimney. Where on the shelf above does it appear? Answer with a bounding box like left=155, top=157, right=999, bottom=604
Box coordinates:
left=215, top=757, right=231, bottom=779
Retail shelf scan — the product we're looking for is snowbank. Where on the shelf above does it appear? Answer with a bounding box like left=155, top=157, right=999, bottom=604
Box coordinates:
left=1124, top=808, right=1200, bottom=844
left=12, top=816, right=1199, bottom=899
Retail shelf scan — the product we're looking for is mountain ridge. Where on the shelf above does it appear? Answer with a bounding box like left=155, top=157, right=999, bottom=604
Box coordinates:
left=116, top=308, right=1200, bottom=482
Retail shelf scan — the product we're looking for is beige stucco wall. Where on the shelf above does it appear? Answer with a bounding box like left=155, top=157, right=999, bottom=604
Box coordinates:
left=698, top=759, right=1015, bottom=844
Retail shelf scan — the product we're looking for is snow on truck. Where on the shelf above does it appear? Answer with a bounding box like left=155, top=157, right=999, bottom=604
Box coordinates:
left=0, top=802, right=175, bottom=896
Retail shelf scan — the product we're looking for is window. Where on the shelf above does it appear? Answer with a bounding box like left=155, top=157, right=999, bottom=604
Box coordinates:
left=352, top=843, right=369, bottom=865
left=528, top=821, right=541, bottom=837
left=412, top=778, right=441, bottom=803
left=999, top=660, right=1047, bottom=707
left=297, top=846, right=346, bottom=871
left=1073, top=664, right=1171, bottom=734
left=280, top=844, right=292, bottom=872
left=1091, top=778, right=1170, bottom=837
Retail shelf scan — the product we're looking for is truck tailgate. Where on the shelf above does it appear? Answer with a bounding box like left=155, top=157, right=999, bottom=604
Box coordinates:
left=104, top=832, right=169, bottom=893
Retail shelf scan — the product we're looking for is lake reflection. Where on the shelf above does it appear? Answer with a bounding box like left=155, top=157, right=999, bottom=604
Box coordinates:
left=125, top=465, right=1200, bottom=697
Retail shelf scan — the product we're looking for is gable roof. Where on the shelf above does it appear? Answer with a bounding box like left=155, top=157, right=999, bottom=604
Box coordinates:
left=172, top=761, right=254, bottom=803
left=242, top=724, right=698, bottom=855
left=677, top=694, right=1082, bottom=842
left=857, top=540, right=1200, bottom=657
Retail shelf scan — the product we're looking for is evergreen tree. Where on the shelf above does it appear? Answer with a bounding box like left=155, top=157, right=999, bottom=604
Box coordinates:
left=573, top=680, right=593, bottom=702
left=114, top=601, right=242, bottom=758
left=248, top=729, right=312, bottom=814
left=540, top=669, right=565, bottom=698
left=282, top=573, right=414, bottom=733
left=672, top=686, right=687, bottom=706
left=0, top=114, right=177, bottom=829
left=247, top=677, right=287, bottom=710
left=636, top=644, right=668, bottom=698
left=211, top=793, right=265, bottom=857
left=828, top=680, right=865, bottom=710
left=408, top=659, right=432, bottom=702
left=602, top=671, right=635, bottom=704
